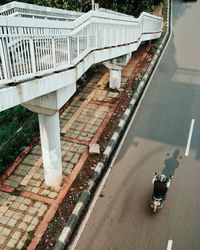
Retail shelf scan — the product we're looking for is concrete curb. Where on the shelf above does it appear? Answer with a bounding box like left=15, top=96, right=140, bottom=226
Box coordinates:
left=55, top=1, right=171, bottom=249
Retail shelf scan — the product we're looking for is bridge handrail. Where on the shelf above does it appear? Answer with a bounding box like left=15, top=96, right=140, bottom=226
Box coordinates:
left=0, top=8, right=162, bottom=85
left=0, top=1, right=83, bottom=19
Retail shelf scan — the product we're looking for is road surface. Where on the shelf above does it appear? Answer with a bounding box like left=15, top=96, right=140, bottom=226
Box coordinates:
left=71, top=0, right=200, bottom=249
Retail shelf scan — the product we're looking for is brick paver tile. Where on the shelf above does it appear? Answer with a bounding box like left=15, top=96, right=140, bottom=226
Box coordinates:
left=7, top=218, right=17, bottom=227
left=48, top=192, right=57, bottom=199
left=33, top=201, right=42, bottom=208
left=0, top=206, right=9, bottom=216
left=23, top=215, right=33, bottom=223
left=16, top=197, right=24, bottom=203
left=4, top=210, right=14, bottom=217
left=16, top=241, right=24, bottom=249
left=1, top=227, right=11, bottom=236
left=18, top=164, right=32, bottom=171
left=40, top=190, right=50, bottom=196
left=1, top=216, right=10, bottom=224
left=27, top=224, right=35, bottom=232
left=4, top=179, right=19, bottom=188
left=18, top=222, right=28, bottom=230
left=12, top=212, right=22, bottom=220
left=8, top=175, right=23, bottom=183
left=31, top=217, right=39, bottom=226
left=0, top=235, right=6, bottom=244
left=18, top=204, right=28, bottom=211
left=12, top=231, right=22, bottom=240
left=40, top=204, right=48, bottom=210
left=6, top=238, right=18, bottom=248
left=23, top=198, right=31, bottom=206
left=31, top=187, right=40, bottom=193
left=28, top=207, right=38, bottom=215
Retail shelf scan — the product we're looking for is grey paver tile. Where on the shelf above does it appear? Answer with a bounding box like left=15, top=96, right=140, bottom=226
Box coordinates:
left=12, top=231, right=21, bottom=240
left=7, top=218, right=17, bottom=226
left=15, top=197, right=24, bottom=203
left=4, top=210, right=14, bottom=217
left=31, top=187, right=40, bottom=193
left=0, top=235, right=6, bottom=244
left=4, top=180, right=19, bottom=188
left=18, top=222, right=28, bottom=230
left=16, top=241, right=24, bottom=249
left=13, top=169, right=28, bottom=176
left=27, top=224, right=35, bottom=232
left=40, top=190, right=50, bottom=196
left=17, top=164, right=32, bottom=171
left=23, top=198, right=31, bottom=205
left=1, top=216, right=10, bottom=224
left=48, top=192, right=57, bottom=199
left=23, top=215, right=33, bottom=223
left=1, top=227, right=11, bottom=236
left=12, top=212, right=22, bottom=220
left=8, top=175, right=23, bottom=183
left=33, top=201, right=42, bottom=208
left=28, top=207, right=38, bottom=215
left=6, top=238, right=18, bottom=248
left=18, top=204, right=28, bottom=211
left=31, top=217, right=39, bottom=226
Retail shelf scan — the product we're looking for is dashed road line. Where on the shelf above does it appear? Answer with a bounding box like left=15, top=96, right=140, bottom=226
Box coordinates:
left=185, top=119, right=195, bottom=156
left=167, top=240, right=173, bottom=250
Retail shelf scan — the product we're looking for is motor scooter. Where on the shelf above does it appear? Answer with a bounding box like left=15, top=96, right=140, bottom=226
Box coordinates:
left=151, top=174, right=172, bottom=213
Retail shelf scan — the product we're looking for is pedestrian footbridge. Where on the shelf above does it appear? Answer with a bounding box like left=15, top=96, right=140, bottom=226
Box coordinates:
left=0, top=1, right=162, bottom=188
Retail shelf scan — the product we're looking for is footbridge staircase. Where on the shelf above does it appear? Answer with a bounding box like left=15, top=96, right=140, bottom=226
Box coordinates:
left=0, top=1, right=162, bottom=188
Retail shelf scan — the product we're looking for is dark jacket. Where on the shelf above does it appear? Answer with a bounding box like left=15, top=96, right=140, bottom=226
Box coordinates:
left=153, top=180, right=168, bottom=198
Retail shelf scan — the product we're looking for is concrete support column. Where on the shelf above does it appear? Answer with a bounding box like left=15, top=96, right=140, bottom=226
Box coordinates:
left=38, top=111, right=62, bottom=189
left=103, top=53, right=132, bottom=90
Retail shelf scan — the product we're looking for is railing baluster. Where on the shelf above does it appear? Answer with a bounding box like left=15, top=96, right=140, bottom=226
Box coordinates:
left=29, top=37, right=36, bottom=74
left=52, top=38, right=56, bottom=69
left=67, top=36, right=71, bottom=65
left=77, top=36, right=80, bottom=57
left=0, top=38, right=8, bottom=79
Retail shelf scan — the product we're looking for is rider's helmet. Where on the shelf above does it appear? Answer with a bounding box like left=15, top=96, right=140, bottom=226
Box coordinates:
left=158, top=174, right=166, bottom=182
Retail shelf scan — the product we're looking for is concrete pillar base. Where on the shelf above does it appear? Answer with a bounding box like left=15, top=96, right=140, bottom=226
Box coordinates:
left=39, top=112, right=62, bottom=189
left=103, top=53, right=132, bottom=90
left=109, top=69, right=122, bottom=89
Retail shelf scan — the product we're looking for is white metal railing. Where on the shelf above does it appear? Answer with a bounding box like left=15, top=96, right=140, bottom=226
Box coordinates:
left=0, top=2, right=162, bottom=85
left=0, top=1, right=83, bottom=21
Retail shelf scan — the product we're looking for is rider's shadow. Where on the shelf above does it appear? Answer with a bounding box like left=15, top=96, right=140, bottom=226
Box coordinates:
left=161, top=149, right=182, bottom=178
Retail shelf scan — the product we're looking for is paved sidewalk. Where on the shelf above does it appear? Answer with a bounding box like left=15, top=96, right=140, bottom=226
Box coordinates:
left=0, top=49, right=150, bottom=249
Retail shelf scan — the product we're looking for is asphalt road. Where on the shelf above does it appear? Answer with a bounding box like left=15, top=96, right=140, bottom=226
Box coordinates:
left=71, top=0, right=200, bottom=249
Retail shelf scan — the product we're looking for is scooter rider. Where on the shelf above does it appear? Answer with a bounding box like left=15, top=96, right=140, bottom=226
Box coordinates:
left=152, top=173, right=171, bottom=199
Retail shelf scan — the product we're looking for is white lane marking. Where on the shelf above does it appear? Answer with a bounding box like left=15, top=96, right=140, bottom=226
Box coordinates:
left=167, top=240, right=173, bottom=250
left=185, top=119, right=195, bottom=156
